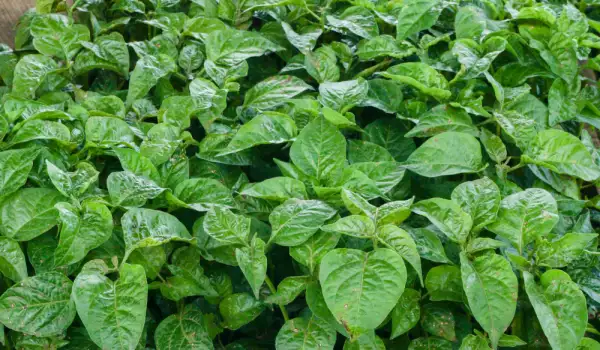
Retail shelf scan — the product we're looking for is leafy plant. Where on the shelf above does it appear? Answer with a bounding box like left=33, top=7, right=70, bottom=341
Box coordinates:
left=1, top=0, right=600, bottom=349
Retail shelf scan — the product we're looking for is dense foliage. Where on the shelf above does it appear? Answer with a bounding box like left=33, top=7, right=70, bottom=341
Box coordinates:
left=2, top=0, right=600, bottom=349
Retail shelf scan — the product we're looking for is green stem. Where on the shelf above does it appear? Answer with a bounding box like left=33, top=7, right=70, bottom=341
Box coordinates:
left=69, top=0, right=84, bottom=20
left=304, top=5, right=322, bottom=23
left=506, top=162, right=525, bottom=173
left=265, top=275, right=289, bottom=322
left=354, top=59, right=393, bottom=79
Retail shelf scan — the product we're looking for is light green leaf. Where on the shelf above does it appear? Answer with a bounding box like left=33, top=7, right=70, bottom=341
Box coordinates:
left=281, top=22, right=322, bottom=54
left=326, top=6, right=379, bottom=39
left=126, top=54, right=176, bottom=107
left=318, top=79, right=369, bottom=112
left=461, top=253, right=518, bottom=348
left=203, top=207, right=250, bottom=246
left=451, top=177, right=501, bottom=232
left=243, top=75, right=312, bottom=111
left=487, top=188, right=558, bottom=254
left=46, top=161, right=99, bottom=199
left=412, top=198, right=473, bottom=244
left=73, top=261, right=147, bottom=350
left=523, top=271, right=587, bottom=350
left=265, top=276, right=310, bottom=305
left=536, top=233, right=598, bottom=268
left=305, top=46, right=340, bottom=83
left=205, top=29, right=282, bottom=66
left=289, top=230, right=341, bottom=273
left=377, top=225, right=423, bottom=285
left=0, top=272, right=76, bottom=337
left=154, top=305, right=214, bottom=350
left=236, top=236, right=267, bottom=299
left=219, top=293, right=265, bottom=330
left=322, top=215, right=376, bottom=238
left=422, top=304, right=456, bottom=341
left=379, top=63, right=451, bottom=101
left=0, top=188, right=65, bottom=241
left=403, top=132, right=485, bottom=178
left=391, top=288, right=421, bottom=339
left=240, top=177, right=307, bottom=202
left=0, top=148, right=39, bottom=198
left=107, top=171, right=165, bottom=207
left=319, top=248, right=406, bottom=338
left=0, top=237, right=28, bottom=282
left=276, top=315, right=336, bottom=350
left=405, top=105, right=478, bottom=138
left=290, top=116, right=346, bottom=183
left=172, top=178, right=235, bottom=212
left=121, top=208, right=192, bottom=255
left=269, top=199, right=337, bottom=246
left=12, top=54, right=59, bottom=98
left=396, top=0, right=442, bottom=40
left=523, top=129, right=600, bottom=182
left=54, top=201, right=113, bottom=267
left=425, top=265, right=463, bottom=302
left=221, top=112, right=297, bottom=155
left=357, top=35, right=415, bottom=61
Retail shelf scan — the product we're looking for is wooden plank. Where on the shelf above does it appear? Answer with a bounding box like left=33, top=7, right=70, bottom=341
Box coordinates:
left=0, top=1, right=35, bottom=47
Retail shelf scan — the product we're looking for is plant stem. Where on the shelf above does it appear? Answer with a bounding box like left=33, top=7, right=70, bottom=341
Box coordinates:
left=354, top=59, right=393, bottom=79
left=265, top=275, right=289, bottom=322
left=506, top=162, right=525, bottom=173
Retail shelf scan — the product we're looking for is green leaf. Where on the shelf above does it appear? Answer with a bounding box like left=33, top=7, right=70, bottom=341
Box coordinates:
left=487, top=188, right=558, bottom=254
left=236, top=236, right=267, bottom=299
left=361, top=79, right=405, bottom=114
left=459, top=335, right=491, bottom=350
left=396, top=0, right=442, bottom=40
left=451, top=177, right=501, bottom=232
left=121, top=208, right=192, bottom=255
left=240, top=177, right=307, bottom=202
left=281, top=22, right=322, bottom=54
left=523, top=271, right=587, bottom=350
left=0, top=272, right=76, bottom=337
left=405, top=105, right=478, bottom=138
left=203, top=207, right=250, bottom=246
left=85, top=117, right=135, bottom=148
left=425, top=265, right=463, bottom=302
left=408, top=227, right=452, bottom=264
left=0, top=148, right=39, bottom=198
left=126, top=54, right=176, bottom=107
left=265, top=276, right=310, bottom=305
left=73, top=262, right=148, bottom=350
left=548, top=78, right=577, bottom=126
left=243, top=75, right=312, bottom=111
left=421, top=304, right=456, bottom=341
left=289, top=230, right=341, bottom=273
left=161, top=247, right=218, bottom=301
left=75, top=32, right=130, bottom=77
left=536, top=233, right=598, bottom=268
left=10, top=120, right=71, bottom=145
left=154, top=305, right=214, bottom=350
left=269, top=199, right=337, bottom=246
left=31, top=14, right=89, bottom=60
left=326, top=6, right=379, bottom=39
left=391, top=288, right=421, bottom=339
left=54, top=201, right=113, bottom=267
left=356, top=35, right=416, bottom=61
left=377, top=225, right=423, bottom=285
left=219, top=293, right=265, bottom=330
left=305, top=46, right=341, bottom=83
left=479, top=128, right=507, bottom=163
left=461, top=252, right=519, bottom=348
left=221, top=112, right=297, bottom=155
left=409, top=337, right=453, bottom=350
left=0, top=236, right=28, bottom=282
left=379, top=63, right=451, bottom=101
left=319, top=248, right=406, bottom=337
left=0, top=188, right=65, bottom=241
left=322, top=215, right=376, bottom=238
left=318, top=79, right=369, bottom=112
left=523, top=129, right=600, bottom=182
left=46, top=161, right=99, bottom=199
left=12, top=54, right=59, bottom=98
left=403, top=132, right=485, bottom=178
left=276, top=315, right=336, bottom=350
left=412, top=198, right=473, bottom=244
left=344, top=332, right=386, bottom=350
left=205, top=29, right=282, bottom=66
left=107, top=171, right=165, bottom=207
left=171, top=177, right=235, bottom=211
